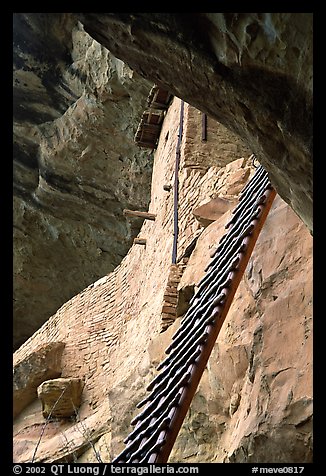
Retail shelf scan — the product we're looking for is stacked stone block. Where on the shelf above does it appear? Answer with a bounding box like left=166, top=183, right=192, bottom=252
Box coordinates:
left=161, top=262, right=187, bottom=332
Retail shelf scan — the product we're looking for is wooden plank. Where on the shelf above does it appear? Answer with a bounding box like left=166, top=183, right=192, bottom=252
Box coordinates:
left=123, top=209, right=156, bottom=221
left=133, top=238, right=147, bottom=246
left=201, top=113, right=207, bottom=141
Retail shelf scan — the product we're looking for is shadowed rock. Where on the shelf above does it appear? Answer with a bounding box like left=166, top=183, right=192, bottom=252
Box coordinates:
left=13, top=13, right=153, bottom=349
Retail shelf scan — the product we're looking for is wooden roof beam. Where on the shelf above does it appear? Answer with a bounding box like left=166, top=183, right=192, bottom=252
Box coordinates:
left=123, top=209, right=157, bottom=221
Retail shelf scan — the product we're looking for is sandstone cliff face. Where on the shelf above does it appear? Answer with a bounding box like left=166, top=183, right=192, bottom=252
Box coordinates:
left=79, top=13, right=313, bottom=234
left=13, top=14, right=153, bottom=349
left=13, top=100, right=312, bottom=463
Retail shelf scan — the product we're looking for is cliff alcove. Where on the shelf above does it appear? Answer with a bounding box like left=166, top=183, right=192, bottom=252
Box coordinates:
left=13, top=13, right=312, bottom=464
left=13, top=14, right=153, bottom=348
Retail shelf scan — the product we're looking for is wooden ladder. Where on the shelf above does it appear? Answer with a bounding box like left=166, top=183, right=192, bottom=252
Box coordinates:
left=113, top=165, right=276, bottom=463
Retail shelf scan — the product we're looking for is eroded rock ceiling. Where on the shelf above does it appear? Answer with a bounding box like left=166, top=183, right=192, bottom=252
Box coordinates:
left=79, top=13, right=313, bottom=232
left=13, top=12, right=312, bottom=349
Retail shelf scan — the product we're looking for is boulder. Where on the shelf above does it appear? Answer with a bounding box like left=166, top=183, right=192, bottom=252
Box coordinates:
left=13, top=342, right=65, bottom=418
left=37, top=378, right=84, bottom=419
left=192, top=197, right=235, bottom=227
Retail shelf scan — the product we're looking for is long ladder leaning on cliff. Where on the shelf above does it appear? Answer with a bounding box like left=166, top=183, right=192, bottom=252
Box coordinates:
left=171, top=100, right=184, bottom=264
left=113, top=166, right=276, bottom=464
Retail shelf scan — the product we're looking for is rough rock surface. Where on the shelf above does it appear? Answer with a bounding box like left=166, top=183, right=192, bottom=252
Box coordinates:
left=79, top=13, right=313, bottom=232
left=192, top=197, right=235, bottom=227
left=13, top=342, right=65, bottom=418
left=173, top=196, right=312, bottom=462
left=13, top=14, right=153, bottom=349
left=37, top=378, right=84, bottom=419
left=13, top=101, right=312, bottom=463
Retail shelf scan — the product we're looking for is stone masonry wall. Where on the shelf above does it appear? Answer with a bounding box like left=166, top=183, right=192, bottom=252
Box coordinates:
left=13, top=97, right=311, bottom=464
left=13, top=99, right=251, bottom=462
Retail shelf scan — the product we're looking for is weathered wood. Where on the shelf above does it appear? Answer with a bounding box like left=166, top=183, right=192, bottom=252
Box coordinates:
left=154, top=187, right=276, bottom=464
left=124, top=209, right=156, bottom=221
left=136, top=141, right=156, bottom=149
left=172, top=100, right=185, bottom=264
left=201, top=113, right=207, bottom=141
left=133, top=238, right=147, bottom=246
left=113, top=166, right=277, bottom=465
left=141, top=123, right=161, bottom=132
left=151, top=101, right=170, bottom=109
left=147, top=85, right=172, bottom=110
